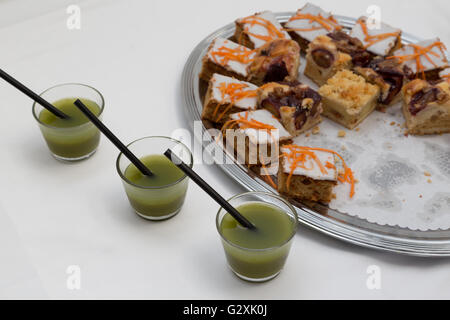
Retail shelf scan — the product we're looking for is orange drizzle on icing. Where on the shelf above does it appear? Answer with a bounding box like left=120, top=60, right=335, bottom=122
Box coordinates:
left=213, top=82, right=257, bottom=122
left=285, top=13, right=342, bottom=32
left=388, top=41, right=448, bottom=79
left=282, top=145, right=355, bottom=198
left=222, top=111, right=276, bottom=132
left=210, top=44, right=255, bottom=67
left=357, top=19, right=401, bottom=50
left=239, top=15, right=286, bottom=43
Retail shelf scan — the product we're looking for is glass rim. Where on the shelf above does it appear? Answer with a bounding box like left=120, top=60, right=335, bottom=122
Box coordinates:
left=116, top=136, right=193, bottom=190
left=32, top=82, right=105, bottom=129
left=216, top=191, right=298, bottom=252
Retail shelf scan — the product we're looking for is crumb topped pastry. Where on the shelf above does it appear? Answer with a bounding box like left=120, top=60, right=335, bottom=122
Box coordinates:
left=392, top=38, right=448, bottom=81
left=354, top=56, right=404, bottom=108
left=222, top=109, right=292, bottom=166
left=248, top=39, right=301, bottom=86
left=199, top=37, right=256, bottom=82
left=402, top=79, right=450, bottom=135
left=278, top=145, right=355, bottom=204
left=257, top=82, right=323, bottom=136
left=284, top=3, right=343, bottom=52
left=319, top=70, right=380, bottom=129
left=235, top=11, right=290, bottom=49
left=304, top=35, right=352, bottom=86
left=202, top=74, right=258, bottom=124
left=350, top=16, right=402, bottom=56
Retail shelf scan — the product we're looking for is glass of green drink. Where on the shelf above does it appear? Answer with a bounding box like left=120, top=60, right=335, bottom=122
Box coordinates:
left=116, top=136, right=192, bottom=221
left=32, top=83, right=104, bottom=161
left=216, top=192, right=298, bottom=282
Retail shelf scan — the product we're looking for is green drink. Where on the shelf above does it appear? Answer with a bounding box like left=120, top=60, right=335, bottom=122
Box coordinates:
left=124, top=155, right=187, bottom=216
left=117, top=137, right=193, bottom=220
left=33, top=84, right=104, bottom=161
left=217, top=192, right=298, bottom=282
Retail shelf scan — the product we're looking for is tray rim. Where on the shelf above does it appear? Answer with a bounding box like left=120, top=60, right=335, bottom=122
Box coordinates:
left=181, top=11, right=450, bottom=257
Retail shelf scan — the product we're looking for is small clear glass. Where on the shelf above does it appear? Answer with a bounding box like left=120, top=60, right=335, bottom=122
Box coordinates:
left=116, top=136, right=193, bottom=221
left=32, top=83, right=104, bottom=161
left=216, top=191, right=298, bottom=282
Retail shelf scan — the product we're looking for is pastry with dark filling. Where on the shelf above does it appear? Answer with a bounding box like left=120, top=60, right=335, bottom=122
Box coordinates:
left=248, top=39, right=301, bottom=86
left=402, top=79, right=450, bottom=135
left=304, top=35, right=352, bottom=86
left=326, top=31, right=373, bottom=67
left=257, top=82, right=323, bottom=136
left=354, top=56, right=404, bottom=109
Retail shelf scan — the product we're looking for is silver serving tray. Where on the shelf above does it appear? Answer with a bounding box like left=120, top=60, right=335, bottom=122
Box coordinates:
left=181, top=12, right=450, bottom=257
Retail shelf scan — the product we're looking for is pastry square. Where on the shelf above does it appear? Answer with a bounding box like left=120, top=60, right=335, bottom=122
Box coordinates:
left=248, top=39, right=301, bottom=86
left=199, top=37, right=256, bottom=82
left=392, top=38, right=448, bottom=81
left=318, top=70, right=380, bottom=129
left=202, top=74, right=258, bottom=124
left=350, top=16, right=402, bottom=56
left=326, top=31, right=373, bottom=67
left=402, top=79, right=450, bottom=135
left=278, top=145, right=338, bottom=204
left=234, top=11, right=290, bottom=49
left=304, top=35, right=352, bottom=86
left=284, top=3, right=343, bottom=52
left=354, top=56, right=404, bottom=108
left=257, top=82, right=322, bottom=136
left=222, top=109, right=291, bottom=166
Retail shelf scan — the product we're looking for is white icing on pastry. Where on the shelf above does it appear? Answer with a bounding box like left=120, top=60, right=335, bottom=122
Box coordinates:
left=207, top=37, right=255, bottom=76
left=281, top=147, right=338, bottom=181
left=228, top=109, right=291, bottom=144
left=284, top=3, right=341, bottom=43
left=393, top=38, right=448, bottom=74
left=211, top=74, right=258, bottom=110
left=237, top=11, right=290, bottom=48
left=350, top=16, right=400, bottom=56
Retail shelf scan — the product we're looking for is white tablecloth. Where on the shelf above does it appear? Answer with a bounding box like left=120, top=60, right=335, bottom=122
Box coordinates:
left=0, top=0, right=449, bottom=299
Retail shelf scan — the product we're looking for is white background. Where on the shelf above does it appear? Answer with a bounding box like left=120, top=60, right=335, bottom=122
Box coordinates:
left=0, top=0, right=449, bottom=299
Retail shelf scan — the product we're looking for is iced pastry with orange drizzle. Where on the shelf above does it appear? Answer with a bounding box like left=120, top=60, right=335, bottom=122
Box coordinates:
left=205, top=38, right=256, bottom=78
left=390, top=38, right=448, bottom=79
left=202, top=74, right=258, bottom=124
left=284, top=3, right=342, bottom=48
left=221, top=109, right=292, bottom=166
left=280, top=145, right=355, bottom=199
left=222, top=109, right=291, bottom=144
left=235, top=11, right=290, bottom=49
left=350, top=16, right=401, bottom=56
left=213, top=77, right=257, bottom=122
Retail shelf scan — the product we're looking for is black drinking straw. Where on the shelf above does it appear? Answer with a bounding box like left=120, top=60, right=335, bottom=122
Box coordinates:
left=0, top=68, right=69, bottom=119
left=73, top=99, right=153, bottom=177
left=164, top=149, right=256, bottom=230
